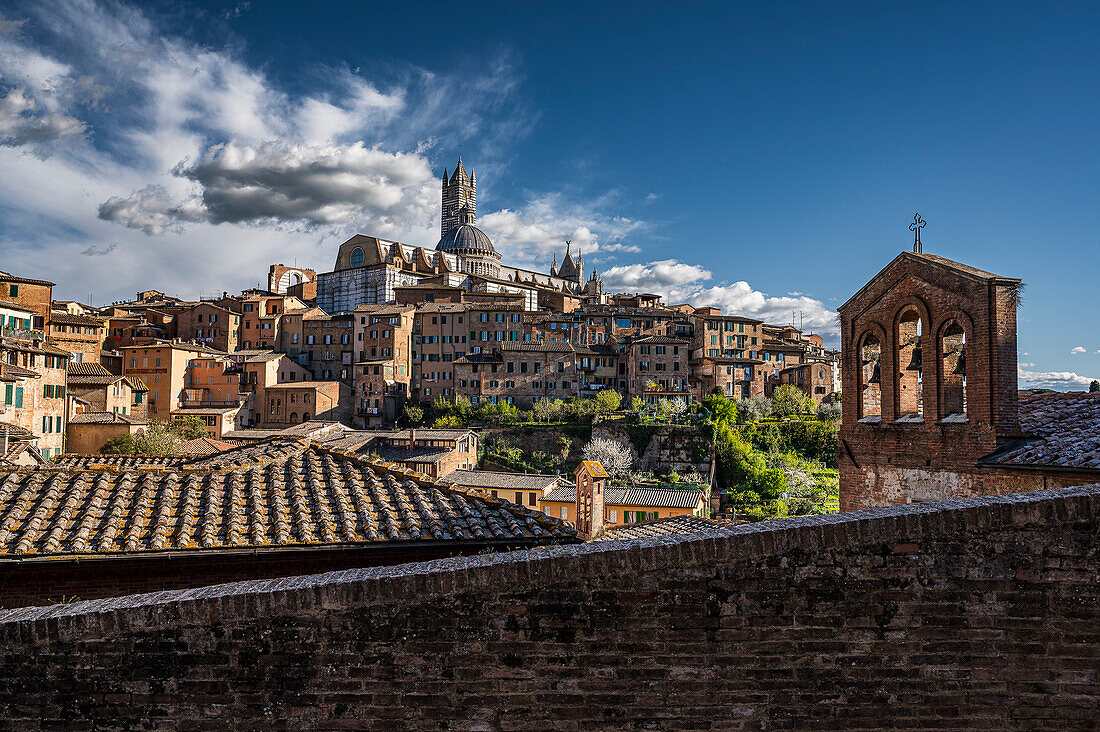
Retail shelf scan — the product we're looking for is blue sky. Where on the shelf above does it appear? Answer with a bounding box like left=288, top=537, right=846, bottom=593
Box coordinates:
left=0, top=0, right=1097, bottom=389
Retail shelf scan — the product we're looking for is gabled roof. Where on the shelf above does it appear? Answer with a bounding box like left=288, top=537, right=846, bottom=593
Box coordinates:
left=839, top=251, right=1021, bottom=313
left=67, top=362, right=112, bottom=376
left=578, top=460, right=608, bottom=478
left=544, top=484, right=706, bottom=509
left=0, top=441, right=576, bottom=561
left=0, top=270, right=54, bottom=286
left=0, top=362, right=40, bottom=381
left=440, top=471, right=564, bottom=492
left=67, top=412, right=146, bottom=425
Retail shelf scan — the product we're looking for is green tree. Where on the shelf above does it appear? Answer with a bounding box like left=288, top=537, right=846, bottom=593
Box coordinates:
left=593, top=388, right=621, bottom=414
left=629, top=396, right=645, bottom=413
left=98, top=434, right=137, bottom=454
left=1091, top=380, right=1100, bottom=393
left=432, top=415, right=465, bottom=428
left=770, top=384, right=815, bottom=419
left=556, top=436, right=572, bottom=464
left=816, top=401, right=842, bottom=422
left=133, top=421, right=183, bottom=455
left=168, top=416, right=207, bottom=441
left=403, top=403, right=424, bottom=426
left=702, top=393, right=738, bottom=426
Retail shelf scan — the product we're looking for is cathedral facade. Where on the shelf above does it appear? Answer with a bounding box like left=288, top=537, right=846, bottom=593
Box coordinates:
left=317, top=159, right=605, bottom=314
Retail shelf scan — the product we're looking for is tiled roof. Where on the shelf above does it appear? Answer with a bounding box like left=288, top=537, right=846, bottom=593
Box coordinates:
left=68, top=412, right=145, bottom=425
left=49, top=312, right=104, bottom=326
left=454, top=353, right=502, bottom=364
left=981, top=393, right=1100, bottom=471
left=0, top=422, right=34, bottom=438
left=67, top=362, right=112, bottom=376
left=375, top=446, right=453, bottom=464
left=0, top=270, right=54, bottom=286
left=543, top=484, right=707, bottom=509
left=578, top=460, right=608, bottom=478
left=50, top=454, right=183, bottom=469
left=501, top=342, right=579, bottom=353
left=0, top=362, right=40, bottom=381
left=0, top=442, right=575, bottom=560
left=628, top=335, right=691, bottom=345
left=593, top=515, right=736, bottom=541
left=67, top=372, right=124, bottom=386
left=174, top=437, right=237, bottom=457
left=440, top=470, right=563, bottom=492
left=354, top=304, right=414, bottom=315
left=0, top=299, right=35, bottom=313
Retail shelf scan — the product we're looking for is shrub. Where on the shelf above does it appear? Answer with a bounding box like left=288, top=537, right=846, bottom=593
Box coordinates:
left=816, top=401, right=842, bottom=422
left=771, top=384, right=816, bottom=418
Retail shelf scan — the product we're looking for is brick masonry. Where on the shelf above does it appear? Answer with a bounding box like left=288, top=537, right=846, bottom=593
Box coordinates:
left=838, top=252, right=1028, bottom=509
left=0, top=484, right=1097, bottom=730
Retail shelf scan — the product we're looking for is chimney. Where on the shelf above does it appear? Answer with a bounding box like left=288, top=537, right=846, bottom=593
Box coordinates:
left=573, top=460, right=606, bottom=539
left=409, top=427, right=417, bottom=447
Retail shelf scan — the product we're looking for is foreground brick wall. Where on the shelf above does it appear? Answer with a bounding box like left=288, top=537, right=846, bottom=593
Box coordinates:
left=1, top=485, right=1098, bottom=730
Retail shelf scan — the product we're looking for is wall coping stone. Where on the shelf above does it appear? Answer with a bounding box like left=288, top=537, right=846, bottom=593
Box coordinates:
left=0, top=483, right=1095, bottom=641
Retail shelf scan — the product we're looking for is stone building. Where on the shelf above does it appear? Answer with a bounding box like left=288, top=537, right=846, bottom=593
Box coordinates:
left=120, top=340, right=218, bottom=419
left=267, top=264, right=317, bottom=297
left=353, top=304, right=414, bottom=426
left=0, top=337, right=68, bottom=458
left=0, top=270, right=52, bottom=333
left=315, top=159, right=600, bottom=314
left=838, top=249, right=1100, bottom=509
left=776, top=360, right=835, bottom=405
left=175, top=303, right=240, bottom=353
left=453, top=341, right=584, bottom=407
left=47, top=310, right=106, bottom=363
left=262, top=380, right=350, bottom=427
left=623, top=335, right=691, bottom=399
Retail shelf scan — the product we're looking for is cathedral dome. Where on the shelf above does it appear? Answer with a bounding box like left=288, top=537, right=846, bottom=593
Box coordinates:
left=436, top=223, right=497, bottom=256
left=436, top=206, right=498, bottom=258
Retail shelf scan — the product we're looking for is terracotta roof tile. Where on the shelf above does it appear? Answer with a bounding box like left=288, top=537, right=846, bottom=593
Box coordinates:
left=594, top=515, right=737, bottom=541
left=981, top=393, right=1100, bottom=471
left=0, top=442, right=575, bottom=559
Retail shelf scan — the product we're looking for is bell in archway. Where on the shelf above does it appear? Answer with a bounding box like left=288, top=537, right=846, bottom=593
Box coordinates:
left=953, top=351, right=966, bottom=375
left=868, top=363, right=881, bottom=384
left=906, top=343, right=922, bottom=371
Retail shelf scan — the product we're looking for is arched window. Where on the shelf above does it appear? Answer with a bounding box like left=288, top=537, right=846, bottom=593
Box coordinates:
left=858, top=331, right=882, bottom=420
left=349, top=247, right=364, bottom=268
left=289, top=412, right=299, bottom=424
left=940, top=320, right=967, bottom=419
left=896, top=308, right=924, bottom=419
left=291, top=272, right=302, bottom=286
left=302, top=412, right=310, bottom=421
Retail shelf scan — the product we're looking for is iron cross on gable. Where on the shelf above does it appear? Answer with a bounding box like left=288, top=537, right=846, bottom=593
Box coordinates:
left=909, top=213, right=926, bottom=253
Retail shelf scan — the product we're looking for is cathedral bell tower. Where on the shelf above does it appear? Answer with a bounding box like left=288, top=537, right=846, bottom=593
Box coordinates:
left=441, top=158, right=477, bottom=237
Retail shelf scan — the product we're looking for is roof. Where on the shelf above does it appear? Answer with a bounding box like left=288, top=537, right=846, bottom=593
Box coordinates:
left=174, top=437, right=236, bottom=456
left=67, top=412, right=146, bottom=425
left=354, top=304, right=414, bottom=316
left=454, top=353, right=502, bottom=364
left=543, top=485, right=706, bottom=509
left=437, top=223, right=497, bottom=257
left=629, top=335, right=691, bottom=346
left=0, top=299, right=35, bottom=313
left=0, top=362, right=40, bottom=381
left=578, top=460, right=608, bottom=478
left=980, top=393, right=1100, bottom=471
left=501, top=341, right=579, bottom=353
left=49, top=312, right=104, bottom=326
left=440, top=470, right=564, bottom=492
left=0, top=441, right=575, bottom=561
left=0, top=422, right=34, bottom=438
left=169, top=406, right=241, bottom=416
left=374, top=446, right=454, bottom=464
left=232, top=350, right=284, bottom=363
left=593, top=515, right=736, bottom=541
left=839, top=251, right=1021, bottom=314
left=67, top=362, right=112, bottom=376
left=263, top=381, right=340, bottom=389
left=0, top=270, right=54, bottom=286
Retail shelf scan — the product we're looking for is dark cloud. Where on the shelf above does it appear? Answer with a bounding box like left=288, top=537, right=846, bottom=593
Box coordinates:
left=79, top=243, right=117, bottom=256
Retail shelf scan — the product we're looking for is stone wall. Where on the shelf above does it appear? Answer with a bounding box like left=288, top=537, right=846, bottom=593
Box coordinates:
left=2, top=485, right=1097, bottom=729
left=593, top=421, right=711, bottom=476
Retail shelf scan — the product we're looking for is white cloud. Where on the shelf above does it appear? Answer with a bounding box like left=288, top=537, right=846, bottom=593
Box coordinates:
left=1070, top=346, right=1087, bottom=354
left=602, top=258, right=839, bottom=336
left=0, top=0, right=643, bottom=304
left=1018, top=366, right=1098, bottom=391
left=0, top=87, right=85, bottom=149
left=478, top=196, right=645, bottom=269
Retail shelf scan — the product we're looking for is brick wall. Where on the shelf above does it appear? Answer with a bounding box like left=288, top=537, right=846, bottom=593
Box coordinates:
left=2, top=485, right=1096, bottom=729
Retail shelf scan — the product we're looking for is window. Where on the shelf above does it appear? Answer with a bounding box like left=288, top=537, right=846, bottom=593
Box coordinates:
left=8, top=284, right=17, bottom=297
left=560, top=506, right=568, bottom=520
left=349, top=247, right=365, bottom=268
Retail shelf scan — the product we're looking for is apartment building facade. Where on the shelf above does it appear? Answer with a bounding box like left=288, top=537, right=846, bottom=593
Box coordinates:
left=0, top=337, right=68, bottom=458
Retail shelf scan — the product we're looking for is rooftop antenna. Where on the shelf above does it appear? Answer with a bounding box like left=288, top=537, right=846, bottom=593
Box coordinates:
left=909, top=213, right=926, bottom=253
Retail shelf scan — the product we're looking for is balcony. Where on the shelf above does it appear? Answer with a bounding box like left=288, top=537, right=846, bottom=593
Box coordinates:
left=179, top=399, right=244, bottom=409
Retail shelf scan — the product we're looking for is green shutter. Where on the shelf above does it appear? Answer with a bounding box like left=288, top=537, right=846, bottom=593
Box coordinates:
left=14, top=387, right=22, bottom=408
left=3, top=385, right=11, bottom=405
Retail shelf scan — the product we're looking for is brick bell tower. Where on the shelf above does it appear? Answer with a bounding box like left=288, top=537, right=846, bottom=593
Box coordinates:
left=573, top=460, right=608, bottom=539
left=440, top=158, right=476, bottom=238
left=837, top=222, right=1023, bottom=511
